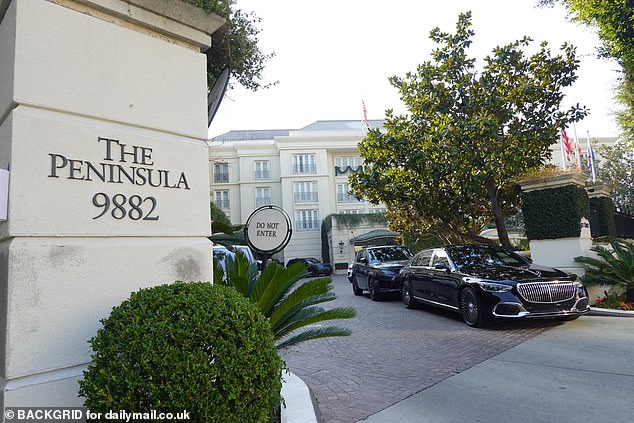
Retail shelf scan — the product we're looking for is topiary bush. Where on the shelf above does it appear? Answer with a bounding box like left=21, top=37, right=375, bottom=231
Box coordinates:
left=521, top=185, right=589, bottom=240
left=78, top=281, right=283, bottom=423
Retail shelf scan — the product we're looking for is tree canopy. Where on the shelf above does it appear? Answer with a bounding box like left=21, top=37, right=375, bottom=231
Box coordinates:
left=596, top=141, right=634, bottom=211
left=539, top=0, right=634, bottom=141
left=349, top=12, right=587, bottom=248
left=183, top=0, right=275, bottom=91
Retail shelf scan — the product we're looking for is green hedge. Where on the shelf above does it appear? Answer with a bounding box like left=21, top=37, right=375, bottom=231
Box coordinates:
left=521, top=185, right=589, bottom=240
left=589, top=196, right=617, bottom=237
left=79, top=282, right=282, bottom=423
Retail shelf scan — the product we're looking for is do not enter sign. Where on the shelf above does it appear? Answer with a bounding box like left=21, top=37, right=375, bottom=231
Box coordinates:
left=244, top=205, right=292, bottom=255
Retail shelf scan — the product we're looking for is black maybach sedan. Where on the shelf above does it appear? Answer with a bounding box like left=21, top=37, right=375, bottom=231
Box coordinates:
left=398, top=244, right=590, bottom=327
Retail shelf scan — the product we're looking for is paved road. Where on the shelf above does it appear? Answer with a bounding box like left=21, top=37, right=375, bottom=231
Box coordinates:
left=280, top=275, right=561, bottom=423
left=360, top=315, right=634, bottom=423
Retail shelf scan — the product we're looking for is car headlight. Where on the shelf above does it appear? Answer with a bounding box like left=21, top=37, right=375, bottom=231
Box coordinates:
left=574, top=281, right=588, bottom=297
left=476, top=282, right=513, bottom=292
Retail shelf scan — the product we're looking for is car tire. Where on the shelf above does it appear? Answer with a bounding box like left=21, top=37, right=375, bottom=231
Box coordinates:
left=369, top=278, right=381, bottom=301
left=402, top=281, right=418, bottom=309
left=352, top=277, right=363, bottom=296
left=459, top=286, right=487, bottom=327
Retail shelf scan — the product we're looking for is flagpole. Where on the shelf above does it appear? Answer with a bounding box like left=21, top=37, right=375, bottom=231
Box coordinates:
left=361, top=99, right=369, bottom=133
left=560, top=130, right=567, bottom=171
left=587, top=130, right=596, bottom=183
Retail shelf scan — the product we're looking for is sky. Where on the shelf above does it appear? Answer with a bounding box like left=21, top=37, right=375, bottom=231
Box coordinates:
left=208, top=0, right=622, bottom=139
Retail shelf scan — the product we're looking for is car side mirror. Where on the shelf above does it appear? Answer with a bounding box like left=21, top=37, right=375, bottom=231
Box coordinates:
left=359, top=257, right=366, bottom=264
left=434, top=262, right=448, bottom=271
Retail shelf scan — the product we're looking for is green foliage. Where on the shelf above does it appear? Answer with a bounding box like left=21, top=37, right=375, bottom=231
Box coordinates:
left=321, top=213, right=388, bottom=263
left=210, top=201, right=246, bottom=245
left=181, top=0, right=275, bottom=91
left=349, top=12, right=587, bottom=248
left=575, top=239, right=634, bottom=286
left=596, top=142, right=634, bottom=211
left=593, top=287, right=633, bottom=310
left=522, top=185, right=589, bottom=240
left=215, top=253, right=356, bottom=349
left=78, top=282, right=282, bottom=423
left=589, top=196, right=617, bottom=237
left=539, top=0, right=634, bottom=142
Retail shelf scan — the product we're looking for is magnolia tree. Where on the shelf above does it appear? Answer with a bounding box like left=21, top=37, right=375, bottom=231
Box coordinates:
left=350, top=12, right=587, bottom=248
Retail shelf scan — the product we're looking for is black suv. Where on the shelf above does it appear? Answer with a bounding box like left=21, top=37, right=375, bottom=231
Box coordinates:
left=351, top=246, right=413, bottom=300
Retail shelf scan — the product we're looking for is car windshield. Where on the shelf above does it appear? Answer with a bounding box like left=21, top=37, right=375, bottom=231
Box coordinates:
left=448, top=246, right=527, bottom=270
left=368, top=247, right=412, bottom=264
left=305, top=258, right=320, bottom=264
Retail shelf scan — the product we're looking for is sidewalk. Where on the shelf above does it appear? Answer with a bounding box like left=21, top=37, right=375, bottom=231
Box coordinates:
left=359, top=315, right=634, bottom=423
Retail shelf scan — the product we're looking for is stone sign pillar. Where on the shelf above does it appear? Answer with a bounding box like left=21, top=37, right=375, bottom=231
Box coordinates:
left=0, top=0, right=223, bottom=407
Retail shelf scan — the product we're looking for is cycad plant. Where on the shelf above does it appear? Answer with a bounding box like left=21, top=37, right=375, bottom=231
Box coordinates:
left=574, top=239, right=634, bottom=302
left=214, top=253, right=356, bottom=349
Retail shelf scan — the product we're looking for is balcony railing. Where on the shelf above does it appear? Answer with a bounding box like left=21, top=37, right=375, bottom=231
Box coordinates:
left=293, top=163, right=317, bottom=174
left=295, top=220, right=320, bottom=230
left=255, top=197, right=272, bottom=207
left=294, top=192, right=318, bottom=203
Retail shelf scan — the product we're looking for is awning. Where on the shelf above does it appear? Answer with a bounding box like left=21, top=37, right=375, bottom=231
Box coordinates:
left=349, top=229, right=399, bottom=247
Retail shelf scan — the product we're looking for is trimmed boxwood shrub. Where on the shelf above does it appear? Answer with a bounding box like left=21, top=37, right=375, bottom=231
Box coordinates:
left=589, top=196, right=617, bottom=237
left=78, top=282, right=283, bottom=423
left=521, top=185, right=589, bottom=240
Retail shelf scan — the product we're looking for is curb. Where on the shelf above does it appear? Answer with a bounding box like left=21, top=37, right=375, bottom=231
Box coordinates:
left=280, top=371, right=318, bottom=423
left=588, top=307, right=634, bottom=318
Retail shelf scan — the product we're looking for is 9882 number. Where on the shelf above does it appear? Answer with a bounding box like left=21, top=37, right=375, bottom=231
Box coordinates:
left=92, top=193, right=159, bottom=220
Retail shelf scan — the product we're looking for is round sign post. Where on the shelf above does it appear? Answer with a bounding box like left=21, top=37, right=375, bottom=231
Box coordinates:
left=244, top=205, right=292, bottom=265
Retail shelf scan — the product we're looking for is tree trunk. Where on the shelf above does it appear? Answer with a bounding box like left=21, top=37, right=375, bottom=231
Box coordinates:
left=486, top=181, right=512, bottom=249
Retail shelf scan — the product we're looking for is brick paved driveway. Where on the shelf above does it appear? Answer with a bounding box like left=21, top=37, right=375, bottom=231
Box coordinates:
left=280, top=275, right=561, bottom=423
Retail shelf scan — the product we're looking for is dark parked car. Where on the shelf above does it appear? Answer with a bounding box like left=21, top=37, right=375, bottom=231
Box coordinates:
left=398, top=244, right=590, bottom=327
left=286, top=258, right=333, bottom=277
left=351, top=246, right=413, bottom=300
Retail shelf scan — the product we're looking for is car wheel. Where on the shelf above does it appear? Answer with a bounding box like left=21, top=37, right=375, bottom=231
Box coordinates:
left=352, top=277, right=363, bottom=296
left=402, top=281, right=418, bottom=309
left=459, top=286, right=487, bottom=327
left=369, top=278, right=381, bottom=301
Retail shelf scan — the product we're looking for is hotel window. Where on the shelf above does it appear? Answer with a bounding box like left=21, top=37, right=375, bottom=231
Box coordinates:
left=213, top=162, right=229, bottom=183
left=293, top=181, right=318, bottom=203
left=293, top=154, right=316, bottom=174
left=214, top=190, right=230, bottom=210
left=254, top=160, right=270, bottom=180
left=295, top=209, right=319, bottom=231
left=255, top=187, right=272, bottom=207
left=336, top=183, right=358, bottom=203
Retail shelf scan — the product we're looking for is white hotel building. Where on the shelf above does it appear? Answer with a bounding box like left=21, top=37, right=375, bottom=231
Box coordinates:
left=208, top=120, right=388, bottom=267
left=209, top=119, right=617, bottom=268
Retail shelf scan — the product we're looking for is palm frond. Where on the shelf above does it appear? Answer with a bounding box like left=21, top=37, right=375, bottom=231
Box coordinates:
left=276, top=326, right=353, bottom=350
left=575, top=239, right=634, bottom=288
left=253, top=262, right=307, bottom=316
left=273, top=307, right=356, bottom=341
left=268, top=278, right=335, bottom=327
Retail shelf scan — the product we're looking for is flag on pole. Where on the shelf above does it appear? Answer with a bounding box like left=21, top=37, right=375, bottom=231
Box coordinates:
left=572, top=123, right=582, bottom=172
left=362, top=100, right=369, bottom=131
left=560, top=129, right=573, bottom=170
left=586, top=131, right=596, bottom=183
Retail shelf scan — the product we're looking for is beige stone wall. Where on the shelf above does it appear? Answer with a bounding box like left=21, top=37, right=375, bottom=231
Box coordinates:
left=0, top=0, right=221, bottom=406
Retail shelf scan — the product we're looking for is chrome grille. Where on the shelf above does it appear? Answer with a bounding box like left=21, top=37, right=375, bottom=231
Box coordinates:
left=516, top=282, right=576, bottom=303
